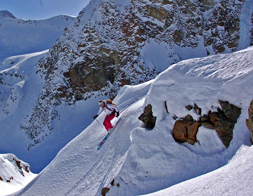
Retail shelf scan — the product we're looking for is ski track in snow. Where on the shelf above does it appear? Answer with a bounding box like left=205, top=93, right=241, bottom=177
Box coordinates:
left=65, top=99, right=145, bottom=196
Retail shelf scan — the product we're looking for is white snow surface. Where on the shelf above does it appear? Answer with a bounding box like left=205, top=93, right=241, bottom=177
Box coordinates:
left=12, top=46, right=253, bottom=196
left=144, top=145, right=253, bottom=196
left=0, top=154, right=36, bottom=196
left=0, top=14, right=75, bottom=61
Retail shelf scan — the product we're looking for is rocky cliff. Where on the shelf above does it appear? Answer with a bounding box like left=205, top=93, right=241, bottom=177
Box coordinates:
left=21, top=0, right=253, bottom=148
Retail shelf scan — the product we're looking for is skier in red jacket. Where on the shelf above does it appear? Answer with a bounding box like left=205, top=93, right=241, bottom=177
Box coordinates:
left=93, top=100, right=119, bottom=131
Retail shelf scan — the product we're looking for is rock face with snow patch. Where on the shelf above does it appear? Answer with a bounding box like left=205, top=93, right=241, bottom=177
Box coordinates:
left=174, top=100, right=241, bottom=147
left=200, top=100, right=241, bottom=147
left=0, top=154, right=33, bottom=183
left=138, top=104, right=156, bottom=129
left=246, top=99, right=253, bottom=144
left=251, top=13, right=253, bottom=45
left=173, top=114, right=200, bottom=145
left=22, top=0, right=252, bottom=148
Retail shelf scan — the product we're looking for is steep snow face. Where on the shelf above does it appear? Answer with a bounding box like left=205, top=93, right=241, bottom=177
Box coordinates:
left=0, top=51, right=48, bottom=172
left=0, top=154, right=36, bottom=196
left=17, top=47, right=253, bottom=196
left=238, top=0, right=253, bottom=50
left=21, top=0, right=253, bottom=155
left=0, top=12, right=75, bottom=61
left=0, top=10, right=16, bottom=19
left=144, top=145, right=253, bottom=196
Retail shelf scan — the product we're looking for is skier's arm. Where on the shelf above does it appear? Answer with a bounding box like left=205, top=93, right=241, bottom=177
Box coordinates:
left=97, top=107, right=103, bottom=115
left=93, top=107, right=104, bottom=119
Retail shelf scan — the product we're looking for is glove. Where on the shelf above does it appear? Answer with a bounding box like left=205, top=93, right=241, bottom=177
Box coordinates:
left=116, top=111, right=119, bottom=117
left=93, top=114, right=98, bottom=119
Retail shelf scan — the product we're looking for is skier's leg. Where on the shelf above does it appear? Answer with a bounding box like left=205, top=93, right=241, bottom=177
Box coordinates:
left=103, top=116, right=110, bottom=131
left=103, top=113, right=115, bottom=131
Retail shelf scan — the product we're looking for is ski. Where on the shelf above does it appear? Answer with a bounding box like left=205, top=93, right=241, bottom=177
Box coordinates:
left=97, top=118, right=121, bottom=151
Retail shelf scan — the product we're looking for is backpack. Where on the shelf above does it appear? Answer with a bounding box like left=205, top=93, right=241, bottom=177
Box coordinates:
left=106, top=99, right=115, bottom=105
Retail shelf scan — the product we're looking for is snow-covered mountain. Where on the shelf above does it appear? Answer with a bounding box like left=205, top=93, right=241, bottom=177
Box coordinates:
left=0, top=154, right=36, bottom=196
left=0, top=10, right=75, bottom=61
left=14, top=46, right=253, bottom=196
left=0, top=10, right=16, bottom=19
left=0, top=10, right=75, bottom=175
left=0, top=0, right=253, bottom=195
left=20, top=0, right=253, bottom=158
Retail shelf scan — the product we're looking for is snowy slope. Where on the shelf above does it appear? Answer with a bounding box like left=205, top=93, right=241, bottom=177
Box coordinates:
left=0, top=154, right=36, bottom=196
left=0, top=12, right=75, bottom=61
left=20, top=0, right=253, bottom=161
left=16, top=47, right=253, bottom=196
left=0, top=51, right=110, bottom=173
left=2, top=0, right=250, bottom=176
left=0, top=51, right=48, bottom=170
left=144, top=145, right=253, bottom=196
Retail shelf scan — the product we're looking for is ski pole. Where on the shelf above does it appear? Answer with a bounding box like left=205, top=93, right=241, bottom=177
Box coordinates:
left=95, top=118, right=104, bottom=129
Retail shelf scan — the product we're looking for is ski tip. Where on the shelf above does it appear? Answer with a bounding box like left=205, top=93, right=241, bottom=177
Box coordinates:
left=97, top=146, right=101, bottom=151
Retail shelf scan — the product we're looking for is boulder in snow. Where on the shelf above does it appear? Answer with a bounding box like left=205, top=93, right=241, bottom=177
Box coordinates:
left=173, top=114, right=200, bottom=145
left=138, top=104, right=156, bottom=130
left=101, top=187, right=110, bottom=196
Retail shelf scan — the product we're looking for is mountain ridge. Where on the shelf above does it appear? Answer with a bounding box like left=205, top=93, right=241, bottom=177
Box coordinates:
left=0, top=11, right=75, bottom=61
left=0, top=10, right=16, bottom=19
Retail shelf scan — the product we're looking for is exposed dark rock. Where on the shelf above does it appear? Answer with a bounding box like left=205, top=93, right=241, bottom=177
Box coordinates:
left=174, top=100, right=241, bottom=147
left=14, top=158, right=22, bottom=170
left=173, top=114, right=200, bottom=145
left=246, top=100, right=253, bottom=144
left=138, top=104, right=156, bottom=130
left=194, top=103, right=202, bottom=115
left=219, top=100, right=241, bottom=123
left=111, top=179, right=115, bottom=186
left=101, top=187, right=110, bottom=196
left=165, top=101, right=169, bottom=113
left=200, top=100, right=241, bottom=147
left=172, top=114, right=178, bottom=120
left=185, top=105, right=193, bottom=111
left=200, top=114, right=215, bottom=129
left=251, top=13, right=253, bottom=46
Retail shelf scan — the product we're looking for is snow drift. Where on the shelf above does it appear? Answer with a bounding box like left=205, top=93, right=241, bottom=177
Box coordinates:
left=144, top=145, right=253, bottom=196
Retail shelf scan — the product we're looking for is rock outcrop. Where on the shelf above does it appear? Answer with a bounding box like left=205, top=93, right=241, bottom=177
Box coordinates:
left=173, top=114, right=200, bottom=145
left=138, top=104, right=156, bottom=130
left=174, top=100, right=241, bottom=147
left=200, top=100, right=241, bottom=147
left=246, top=100, right=253, bottom=144
left=101, top=187, right=110, bottom=196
